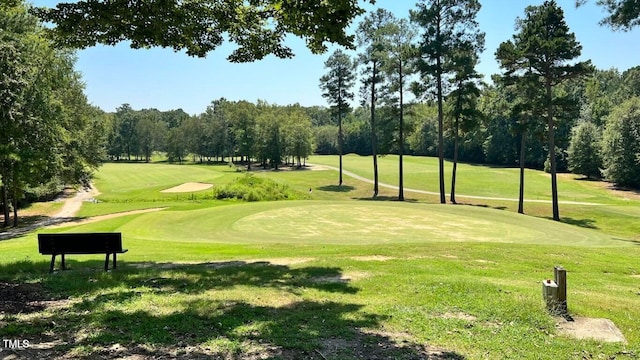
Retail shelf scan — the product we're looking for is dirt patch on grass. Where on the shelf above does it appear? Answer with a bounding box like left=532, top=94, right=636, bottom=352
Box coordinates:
left=130, top=258, right=315, bottom=270
left=439, top=312, right=478, bottom=322
left=0, top=281, right=66, bottom=315
left=351, top=255, right=395, bottom=262
left=474, top=259, right=496, bottom=264
left=312, top=271, right=369, bottom=284
left=161, top=182, right=213, bottom=193
left=557, top=317, right=627, bottom=343
left=248, top=258, right=315, bottom=266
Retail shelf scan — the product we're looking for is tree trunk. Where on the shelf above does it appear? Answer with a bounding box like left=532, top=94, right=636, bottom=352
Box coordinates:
left=435, top=13, right=446, bottom=204
left=546, top=77, right=560, bottom=221
left=338, top=109, right=343, bottom=186
left=371, top=61, right=379, bottom=198
left=12, top=192, right=18, bottom=227
left=518, top=128, right=527, bottom=214
left=2, top=185, right=9, bottom=227
left=450, top=123, right=459, bottom=204
left=398, top=58, right=404, bottom=202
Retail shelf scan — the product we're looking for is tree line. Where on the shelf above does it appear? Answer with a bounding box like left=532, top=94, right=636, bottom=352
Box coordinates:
left=105, top=100, right=314, bottom=170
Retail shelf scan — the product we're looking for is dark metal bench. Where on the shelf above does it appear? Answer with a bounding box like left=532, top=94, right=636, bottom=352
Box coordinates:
left=38, top=233, right=128, bottom=273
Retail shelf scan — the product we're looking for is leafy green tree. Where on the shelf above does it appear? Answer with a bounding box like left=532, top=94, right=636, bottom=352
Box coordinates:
left=1, top=2, right=103, bottom=226
left=33, top=0, right=373, bottom=61
left=281, top=107, right=315, bottom=167
left=411, top=0, right=482, bottom=204
left=407, top=103, right=438, bottom=156
left=320, top=49, right=356, bottom=186
left=495, top=0, right=592, bottom=221
left=228, top=101, right=257, bottom=169
left=304, top=106, right=333, bottom=127
left=601, top=97, right=640, bottom=187
left=315, top=125, right=338, bottom=155
left=583, top=68, right=622, bottom=126
left=577, top=0, right=640, bottom=30
left=254, top=103, right=283, bottom=169
left=136, top=111, right=159, bottom=162
left=166, top=127, right=187, bottom=164
left=617, top=66, right=640, bottom=101
left=357, top=8, right=394, bottom=197
left=568, top=121, right=602, bottom=179
left=112, top=104, right=139, bottom=160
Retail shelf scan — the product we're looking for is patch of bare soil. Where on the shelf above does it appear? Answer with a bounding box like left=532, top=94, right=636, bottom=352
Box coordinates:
left=0, top=282, right=65, bottom=316
left=160, top=182, right=213, bottom=193
left=129, top=258, right=315, bottom=270
left=351, top=255, right=395, bottom=262
left=556, top=317, right=627, bottom=343
left=54, top=186, right=101, bottom=218
left=439, top=312, right=478, bottom=322
left=312, top=271, right=369, bottom=284
left=319, top=330, right=465, bottom=360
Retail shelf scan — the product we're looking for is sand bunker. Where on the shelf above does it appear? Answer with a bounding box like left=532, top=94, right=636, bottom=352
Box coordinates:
left=161, top=182, right=213, bottom=193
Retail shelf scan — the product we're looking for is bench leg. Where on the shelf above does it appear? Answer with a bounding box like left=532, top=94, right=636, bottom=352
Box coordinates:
left=61, top=254, right=66, bottom=270
left=104, top=253, right=110, bottom=271
left=113, top=253, right=117, bottom=270
left=49, top=255, right=56, bottom=273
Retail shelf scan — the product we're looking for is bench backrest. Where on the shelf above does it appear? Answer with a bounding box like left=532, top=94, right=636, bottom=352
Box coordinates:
left=38, top=233, right=123, bottom=254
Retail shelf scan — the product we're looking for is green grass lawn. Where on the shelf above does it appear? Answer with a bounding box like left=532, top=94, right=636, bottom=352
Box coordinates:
left=308, top=154, right=640, bottom=240
left=1, top=157, right=639, bottom=359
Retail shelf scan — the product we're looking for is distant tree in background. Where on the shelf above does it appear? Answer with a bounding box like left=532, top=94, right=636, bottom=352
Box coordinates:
left=601, top=97, right=640, bottom=187
left=228, top=101, right=258, bottom=169
left=568, top=121, right=602, bottom=179
left=320, top=49, right=356, bottom=186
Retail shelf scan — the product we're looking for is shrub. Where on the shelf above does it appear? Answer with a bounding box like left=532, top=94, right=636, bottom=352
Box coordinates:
left=212, top=174, right=306, bottom=201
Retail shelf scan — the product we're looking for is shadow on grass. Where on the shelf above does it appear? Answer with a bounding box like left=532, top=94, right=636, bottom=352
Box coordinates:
left=317, top=185, right=355, bottom=193
left=559, top=217, right=598, bottom=230
left=0, top=260, right=465, bottom=359
left=451, top=202, right=508, bottom=211
left=354, top=196, right=419, bottom=203
left=612, top=238, right=640, bottom=246
left=0, top=216, right=82, bottom=241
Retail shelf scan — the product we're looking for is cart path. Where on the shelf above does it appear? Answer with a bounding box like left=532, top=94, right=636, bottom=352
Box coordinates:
left=310, top=164, right=604, bottom=206
left=1, top=185, right=165, bottom=240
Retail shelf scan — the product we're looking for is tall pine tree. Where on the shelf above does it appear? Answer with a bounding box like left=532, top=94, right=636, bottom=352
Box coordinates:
left=411, top=0, right=482, bottom=204
left=496, top=1, right=592, bottom=220
left=320, top=49, right=356, bottom=186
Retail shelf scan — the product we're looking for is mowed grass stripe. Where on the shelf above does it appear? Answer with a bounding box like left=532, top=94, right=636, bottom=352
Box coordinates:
left=53, top=201, right=626, bottom=247
left=308, top=154, right=627, bottom=204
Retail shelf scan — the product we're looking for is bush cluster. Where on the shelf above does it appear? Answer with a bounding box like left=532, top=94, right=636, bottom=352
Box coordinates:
left=212, top=174, right=306, bottom=202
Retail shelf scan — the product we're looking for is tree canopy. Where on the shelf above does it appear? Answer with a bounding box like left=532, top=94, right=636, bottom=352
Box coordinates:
left=32, top=0, right=374, bottom=61
left=577, top=0, right=640, bottom=30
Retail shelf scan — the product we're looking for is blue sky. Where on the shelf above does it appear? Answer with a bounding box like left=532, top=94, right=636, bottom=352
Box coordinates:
left=31, top=1, right=640, bottom=114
